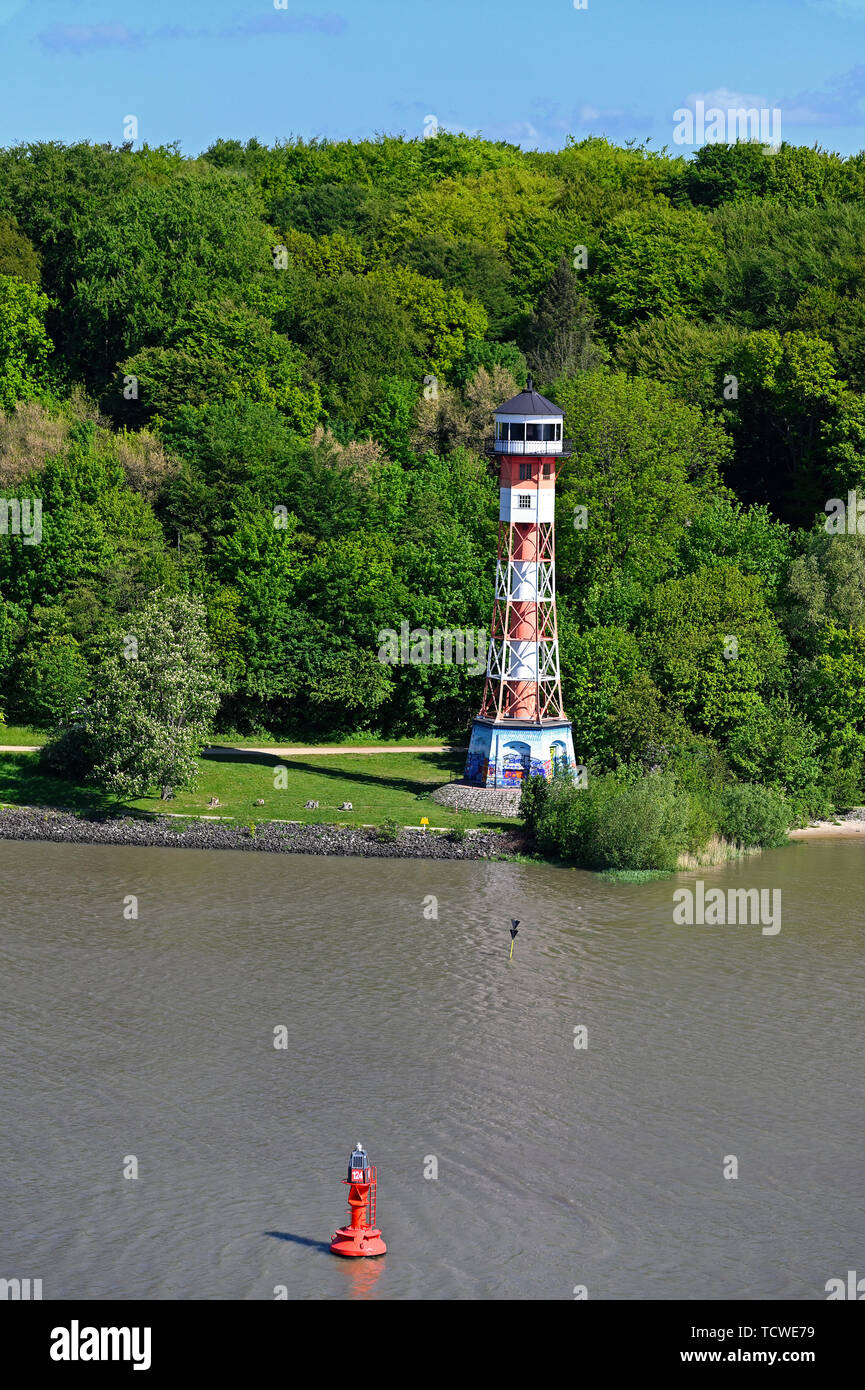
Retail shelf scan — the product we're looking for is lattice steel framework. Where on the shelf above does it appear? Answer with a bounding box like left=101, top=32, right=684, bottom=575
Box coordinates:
left=478, top=512, right=566, bottom=723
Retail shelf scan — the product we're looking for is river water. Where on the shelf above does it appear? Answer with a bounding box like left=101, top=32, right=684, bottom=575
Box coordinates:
left=1, top=838, right=863, bottom=1301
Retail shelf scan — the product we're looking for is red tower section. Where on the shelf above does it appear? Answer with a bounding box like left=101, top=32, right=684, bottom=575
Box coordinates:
left=479, top=452, right=564, bottom=722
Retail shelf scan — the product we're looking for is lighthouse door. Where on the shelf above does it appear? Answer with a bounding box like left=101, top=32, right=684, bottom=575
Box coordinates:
left=502, top=740, right=531, bottom=785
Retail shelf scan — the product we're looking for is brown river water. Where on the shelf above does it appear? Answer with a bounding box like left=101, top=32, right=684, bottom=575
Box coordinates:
left=1, top=837, right=863, bottom=1300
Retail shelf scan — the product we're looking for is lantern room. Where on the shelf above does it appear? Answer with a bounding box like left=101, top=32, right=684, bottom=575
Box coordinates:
left=493, top=374, right=568, bottom=455
left=348, top=1143, right=369, bottom=1183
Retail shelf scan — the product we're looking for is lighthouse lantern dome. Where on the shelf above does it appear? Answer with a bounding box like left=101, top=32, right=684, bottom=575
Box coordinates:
left=494, top=373, right=564, bottom=455
left=349, top=1145, right=369, bottom=1181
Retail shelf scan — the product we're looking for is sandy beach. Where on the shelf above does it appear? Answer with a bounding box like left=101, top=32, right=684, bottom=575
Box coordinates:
left=789, top=812, right=865, bottom=839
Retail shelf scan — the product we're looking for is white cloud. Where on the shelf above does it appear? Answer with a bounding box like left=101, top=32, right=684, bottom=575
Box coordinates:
left=682, top=87, right=774, bottom=113
left=481, top=120, right=541, bottom=143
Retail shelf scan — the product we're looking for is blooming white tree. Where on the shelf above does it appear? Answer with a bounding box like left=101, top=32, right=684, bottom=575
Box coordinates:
left=89, top=591, right=222, bottom=800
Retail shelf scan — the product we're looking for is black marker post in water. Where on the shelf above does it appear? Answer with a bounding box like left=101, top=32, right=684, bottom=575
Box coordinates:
left=509, top=919, right=520, bottom=960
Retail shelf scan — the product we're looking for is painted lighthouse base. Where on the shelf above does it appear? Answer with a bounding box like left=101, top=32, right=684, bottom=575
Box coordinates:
left=464, top=718, right=577, bottom=790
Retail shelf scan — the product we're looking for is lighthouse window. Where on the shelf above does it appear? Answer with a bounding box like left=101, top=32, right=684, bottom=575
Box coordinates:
left=541, top=423, right=556, bottom=441
left=555, top=423, right=562, bottom=440
left=542, top=463, right=551, bottom=478
left=517, top=494, right=532, bottom=509
left=509, top=422, right=525, bottom=441
left=526, top=422, right=541, bottom=441
left=519, top=463, right=531, bottom=480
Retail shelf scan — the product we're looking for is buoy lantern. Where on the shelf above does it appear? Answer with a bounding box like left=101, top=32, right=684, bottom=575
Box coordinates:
left=330, top=1143, right=387, bottom=1257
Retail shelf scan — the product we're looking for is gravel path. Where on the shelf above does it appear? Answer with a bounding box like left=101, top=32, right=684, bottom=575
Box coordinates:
left=206, top=744, right=465, bottom=757
left=0, top=743, right=465, bottom=756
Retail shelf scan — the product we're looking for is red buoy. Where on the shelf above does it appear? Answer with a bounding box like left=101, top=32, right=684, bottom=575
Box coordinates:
left=330, top=1143, right=387, bottom=1257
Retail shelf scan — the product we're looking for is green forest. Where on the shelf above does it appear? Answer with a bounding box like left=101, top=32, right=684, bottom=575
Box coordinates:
left=1, top=132, right=864, bottom=843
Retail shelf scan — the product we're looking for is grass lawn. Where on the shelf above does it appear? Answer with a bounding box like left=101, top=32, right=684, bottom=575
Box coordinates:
left=0, top=725, right=47, bottom=745
left=0, top=726, right=457, bottom=751
left=0, top=748, right=514, bottom=831
left=206, top=733, right=461, bottom=749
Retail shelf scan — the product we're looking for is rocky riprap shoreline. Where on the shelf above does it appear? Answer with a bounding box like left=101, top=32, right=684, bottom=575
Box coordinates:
left=431, top=781, right=522, bottom=817
left=0, top=806, right=527, bottom=860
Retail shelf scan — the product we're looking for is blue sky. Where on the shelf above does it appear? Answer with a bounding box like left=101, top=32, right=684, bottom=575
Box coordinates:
left=2, top=0, right=865, bottom=156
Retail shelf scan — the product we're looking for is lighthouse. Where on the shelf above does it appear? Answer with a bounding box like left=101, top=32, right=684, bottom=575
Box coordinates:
left=464, top=377, right=577, bottom=789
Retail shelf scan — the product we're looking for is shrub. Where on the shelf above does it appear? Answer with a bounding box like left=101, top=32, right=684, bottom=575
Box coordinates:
left=639, top=564, right=789, bottom=739
left=0, top=398, right=68, bottom=488
left=819, top=744, right=864, bottom=814
left=683, top=793, right=720, bottom=856
left=589, top=773, right=694, bottom=871
left=377, top=816, right=401, bottom=842
left=39, top=722, right=97, bottom=779
left=716, top=782, right=791, bottom=848
left=534, top=770, right=702, bottom=870
left=726, top=696, right=829, bottom=821
left=519, top=773, right=550, bottom=836
left=534, top=773, right=621, bottom=865
left=668, top=733, right=728, bottom=797
left=110, top=427, right=181, bottom=502
left=449, top=338, right=527, bottom=389
left=13, top=635, right=91, bottom=728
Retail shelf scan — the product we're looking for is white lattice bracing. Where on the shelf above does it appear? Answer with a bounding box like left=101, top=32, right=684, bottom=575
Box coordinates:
left=494, top=559, right=556, bottom=604
left=479, top=514, right=566, bottom=723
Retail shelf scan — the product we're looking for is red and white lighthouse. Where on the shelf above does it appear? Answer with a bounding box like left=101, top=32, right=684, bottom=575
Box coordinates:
left=464, top=377, right=576, bottom=788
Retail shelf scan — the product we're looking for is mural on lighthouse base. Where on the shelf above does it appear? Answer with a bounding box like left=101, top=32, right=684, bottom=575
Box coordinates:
left=464, top=377, right=577, bottom=790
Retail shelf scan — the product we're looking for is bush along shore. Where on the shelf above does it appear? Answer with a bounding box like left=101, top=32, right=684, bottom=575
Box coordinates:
left=518, top=771, right=798, bottom=872
left=0, top=805, right=526, bottom=860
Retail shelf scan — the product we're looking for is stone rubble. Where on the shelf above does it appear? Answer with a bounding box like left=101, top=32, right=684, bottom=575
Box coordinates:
left=0, top=806, right=527, bottom=861
left=431, top=781, right=522, bottom=817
